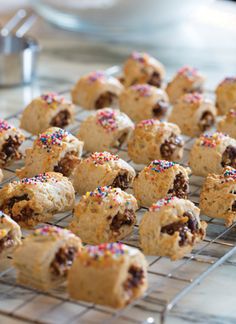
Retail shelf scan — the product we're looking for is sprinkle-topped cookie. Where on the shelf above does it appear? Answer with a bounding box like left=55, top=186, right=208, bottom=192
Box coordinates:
left=177, top=66, right=198, bottom=78
left=41, top=92, right=64, bottom=108
left=199, top=132, right=226, bottom=148
left=147, top=160, right=175, bottom=173
left=222, top=168, right=236, bottom=182
left=96, top=109, right=118, bottom=132
left=130, top=52, right=147, bottom=64
left=87, top=71, right=105, bottom=83
left=183, top=93, right=202, bottom=104
left=149, top=196, right=175, bottom=212
left=88, top=152, right=119, bottom=165
left=17, top=173, right=58, bottom=185
left=131, top=84, right=152, bottom=97
left=137, top=119, right=156, bottom=128
left=33, top=225, right=70, bottom=237
left=85, top=186, right=118, bottom=201
left=0, top=119, right=13, bottom=133
left=36, top=129, right=69, bottom=151
left=80, top=242, right=127, bottom=262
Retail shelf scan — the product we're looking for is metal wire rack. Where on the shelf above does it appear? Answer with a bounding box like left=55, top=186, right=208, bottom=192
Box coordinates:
left=0, top=79, right=236, bottom=324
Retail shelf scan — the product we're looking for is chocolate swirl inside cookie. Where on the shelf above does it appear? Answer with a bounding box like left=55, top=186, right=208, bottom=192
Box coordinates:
left=168, top=173, right=189, bottom=199
left=50, top=246, right=78, bottom=277
left=95, top=91, right=117, bottom=109
left=160, top=133, right=183, bottom=160
left=54, top=152, right=80, bottom=177
left=110, top=209, right=136, bottom=233
left=152, top=100, right=169, bottom=118
left=221, top=145, right=236, bottom=169
left=0, top=234, right=14, bottom=254
left=161, top=211, right=199, bottom=246
left=198, top=111, right=215, bottom=132
left=0, top=135, right=22, bottom=164
left=148, top=71, right=162, bottom=88
left=111, top=172, right=130, bottom=190
left=50, top=110, right=71, bottom=128
left=1, top=194, right=34, bottom=222
left=123, top=265, right=144, bottom=292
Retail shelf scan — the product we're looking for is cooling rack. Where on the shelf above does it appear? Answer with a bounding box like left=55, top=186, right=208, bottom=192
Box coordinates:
left=0, top=73, right=236, bottom=324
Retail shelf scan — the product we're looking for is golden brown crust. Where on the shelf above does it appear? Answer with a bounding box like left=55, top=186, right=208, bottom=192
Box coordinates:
left=215, top=78, right=236, bottom=115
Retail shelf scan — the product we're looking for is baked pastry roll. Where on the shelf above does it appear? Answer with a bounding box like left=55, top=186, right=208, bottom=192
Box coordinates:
left=166, top=66, right=205, bottom=104
left=0, top=212, right=21, bottom=257
left=215, top=77, right=236, bottom=115
left=71, top=71, right=123, bottom=110
left=139, top=197, right=207, bottom=260
left=20, top=93, right=75, bottom=135
left=119, top=84, right=169, bottom=122
left=70, top=186, right=137, bottom=244
left=128, top=119, right=184, bottom=165
left=14, top=225, right=82, bottom=291
left=169, top=93, right=216, bottom=137
left=123, top=51, right=165, bottom=88
left=0, top=119, right=25, bottom=167
left=133, top=160, right=190, bottom=207
left=68, top=242, right=148, bottom=308
left=218, top=108, right=236, bottom=138
left=17, top=127, right=83, bottom=179
left=71, top=151, right=135, bottom=194
left=200, top=167, right=236, bottom=226
left=0, top=172, right=75, bottom=228
left=78, top=108, right=134, bottom=152
left=189, top=132, right=236, bottom=177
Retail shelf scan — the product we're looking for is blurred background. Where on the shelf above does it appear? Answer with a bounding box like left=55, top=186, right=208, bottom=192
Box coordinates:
left=0, top=0, right=236, bottom=88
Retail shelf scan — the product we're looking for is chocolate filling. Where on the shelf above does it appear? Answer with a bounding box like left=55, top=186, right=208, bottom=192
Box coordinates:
left=50, top=110, right=71, bottom=128
left=3, top=194, right=33, bottom=222
left=117, top=132, right=128, bottom=147
left=231, top=201, right=236, bottom=212
left=161, top=211, right=199, bottom=246
left=0, top=135, right=22, bottom=164
left=160, top=133, right=183, bottom=159
left=168, top=173, right=189, bottom=199
left=111, top=172, right=130, bottom=190
left=123, top=265, right=144, bottom=291
left=148, top=71, right=162, bottom=88
left=0, top=234, right=14, bottom=254
left=221, top=145, right=236, bottom=169
left=152, top=100, right=169, bottom=118
left=50, top=246, right=77, bottom=276
left=53, top=152, right=79, bottom=177
left=198, top=111, right=214, bottom=132
left=95, top=91, right=117, bottom=109
left=110, top=209, right=135, bottom=232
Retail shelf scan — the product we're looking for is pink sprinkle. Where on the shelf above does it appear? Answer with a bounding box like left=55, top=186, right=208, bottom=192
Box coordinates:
left=96, top=109, right=118, bottom=132
left=131, top=84, right=152, bottom=97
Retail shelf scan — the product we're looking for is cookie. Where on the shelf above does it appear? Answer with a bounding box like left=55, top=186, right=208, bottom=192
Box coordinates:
left=70, top=186, right=137, bottom=244
left=20, top=93, right=75, bottom=135
left=78, top=108, right=134, bottom=152
left=200, top=167, right=236, bottom=226
left=123, top=51, right=165, bottom=88
left=166, top=66, right=205, bottom=104
left=17, top=127, right=83, bottom=179
left=217, top=107, right=236, bottom=138
left=0, top=172, right=75, bottom=228
left=71, top=71, right=123, bottom=110
left=119, top=84, right=169, bottom=122
left=71, top=151, right=135, bottom=194
left=139, top=197, right=207, bottom=260
left=68, top=243, right=148, bottom=308
left=169, top=93, right=216, bottom=137
left=127, top=119, right=184, bottom=164
left=189, top=132, right=236, bottom=177
left=0, top=211, right=21, bottom=257
left=14, top=225, right=82, bottom=291
left=215, top=77, right=236, bottom=115
left=133, top=160, right=190, bottom=207
left=0, top=119, right=25, bottom=167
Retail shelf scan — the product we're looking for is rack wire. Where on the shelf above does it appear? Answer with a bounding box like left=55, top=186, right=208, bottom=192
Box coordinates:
left=0, top=78, right=236, bottom=324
